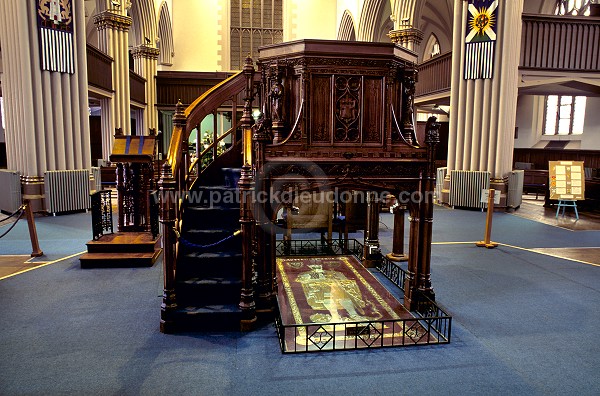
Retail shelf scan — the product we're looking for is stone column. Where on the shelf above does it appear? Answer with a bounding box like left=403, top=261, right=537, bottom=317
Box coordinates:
left=0, top=0, right=91, bottom=210
left=447, top=0, right=524, bottom=199
left=131, top=45, right=160, bottom=135
left=94, top=7, right=132, bottom=150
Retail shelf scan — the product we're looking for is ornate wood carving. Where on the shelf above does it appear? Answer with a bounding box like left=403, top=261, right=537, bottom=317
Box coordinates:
left=310, top=76, right=331, bottom=142
left=334, top=76, right=361, bottom=143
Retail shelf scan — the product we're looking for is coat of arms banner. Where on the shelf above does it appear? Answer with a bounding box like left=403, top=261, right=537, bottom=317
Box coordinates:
left=36, top=0, right=75, bottom=74
left=464, top=0, right=498, bottom=80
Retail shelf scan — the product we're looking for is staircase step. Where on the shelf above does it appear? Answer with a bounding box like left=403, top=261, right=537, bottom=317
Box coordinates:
left=186, top=186, right=239, bottom=208
left=177, top=252, right=242, bottom=278
left=222, top=168, right=242, bottom=188
left=184, top=207, right=240, bottom=229
left=80, top=249, right=162, bottom=268
left=172, top=304, right=243, bottom=331
left=177, top=277, right=242, bottom=303
left=86, top=232, right=160, bottom=253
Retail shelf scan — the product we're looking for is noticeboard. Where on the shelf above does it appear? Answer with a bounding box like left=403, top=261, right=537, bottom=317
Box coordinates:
left=549, top=161, right=585, bottom=200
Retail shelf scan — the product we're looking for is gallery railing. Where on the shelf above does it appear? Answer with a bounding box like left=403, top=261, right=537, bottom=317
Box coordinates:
left=415, top=51, right=452, bottom=98
left=274, top=239, right=452, bottom=353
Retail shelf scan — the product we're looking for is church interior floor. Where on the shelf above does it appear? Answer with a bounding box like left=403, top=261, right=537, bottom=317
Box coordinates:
left=510, top=194, right=600, bottom=231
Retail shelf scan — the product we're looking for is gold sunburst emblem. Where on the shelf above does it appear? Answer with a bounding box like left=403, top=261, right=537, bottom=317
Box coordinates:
left=470, top=7, right=494, bottom=36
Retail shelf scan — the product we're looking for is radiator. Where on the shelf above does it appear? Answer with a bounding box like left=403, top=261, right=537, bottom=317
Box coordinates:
left=435, top=167, right=448, bottom=204
left=0, top=170, right=22, bottom=213
left=449, top=170, right=490, bottom=209
left=91, top=166, right=102, bottom=193
left=507, top=170, right=524, bottom=209
left=44, top=170, right=91, bottom=215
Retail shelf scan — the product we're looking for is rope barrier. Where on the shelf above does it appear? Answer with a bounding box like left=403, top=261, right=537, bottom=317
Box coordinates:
left=0, top=208, right=25, bottom=239
left=178, top=229, right=241, bottom=252
left=0, top=205, right=26, bottom=224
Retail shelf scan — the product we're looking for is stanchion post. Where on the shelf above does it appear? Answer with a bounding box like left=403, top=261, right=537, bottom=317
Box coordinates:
left=24, top=200, right=43, bottom=257
left=476, top=189, right=499, bottom=249
left=386, top=203, right=408, bottom=262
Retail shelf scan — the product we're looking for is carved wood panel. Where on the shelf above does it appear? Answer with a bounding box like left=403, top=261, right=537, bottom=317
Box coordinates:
left=334, top=76, right=361, bottom=143
left=362, top=77, right=384, bottom=143
left=310, top=75, right=332, bottom=142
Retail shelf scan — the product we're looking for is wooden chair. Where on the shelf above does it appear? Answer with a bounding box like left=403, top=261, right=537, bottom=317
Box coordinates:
left=284, top=191, right=334, bottom=243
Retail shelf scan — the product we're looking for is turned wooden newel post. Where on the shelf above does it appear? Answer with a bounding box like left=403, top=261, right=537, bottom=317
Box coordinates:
left=172, top=100, right=187, bottom=191
left=159, top=162, right=177, bottom=333
left=417, top=117, right=440, bottom=306
left=363, top=191, right=382, bottom=268
left=386, top=203, right=408, bottom=262
left=253, top=111, right=275, bottom=312
left=239, top=55, right=257, bottom=330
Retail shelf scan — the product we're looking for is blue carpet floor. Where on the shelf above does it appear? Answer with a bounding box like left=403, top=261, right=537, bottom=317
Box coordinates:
left=0, top=207, right=599, bottom=395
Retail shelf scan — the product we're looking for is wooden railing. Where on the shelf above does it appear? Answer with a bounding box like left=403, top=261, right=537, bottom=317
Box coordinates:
left=130, top=71, right=146, bottom=104
left=415, top=52, right=452, bottom=98
left=86, top=44, right=112, bottom=92
left=520, top=14, right=600, bottom=71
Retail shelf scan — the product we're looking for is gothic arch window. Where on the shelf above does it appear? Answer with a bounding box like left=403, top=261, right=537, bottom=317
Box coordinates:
left=230, top=0, right=283, bottom=70
left=338, top=10, right=356, bottom=41
left=555, top=0, right=592, bottom=16
left=158, top=1, right=174, bottom=66
left=423, top=33, right=441, bottom=60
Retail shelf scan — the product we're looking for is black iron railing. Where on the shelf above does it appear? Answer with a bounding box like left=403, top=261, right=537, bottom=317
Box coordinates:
left=90, top=190, right=113, bottom=240
left=274, top=238, right=452, bottom=353
left=275, top=239, right=363, bottom=258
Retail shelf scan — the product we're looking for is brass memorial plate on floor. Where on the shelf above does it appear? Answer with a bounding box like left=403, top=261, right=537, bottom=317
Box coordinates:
left=276, top=255, right=435, bottom=352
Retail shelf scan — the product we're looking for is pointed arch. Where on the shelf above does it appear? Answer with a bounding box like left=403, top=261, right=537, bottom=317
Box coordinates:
left=337, top=10, right=356, bottom=41
left=357, top=0, right=389, bottom=41
left=129, top=0, right=157, bottom=47
left=423, top=33, right=441, bottom=60
left=157, top=1, right=174, bottom=65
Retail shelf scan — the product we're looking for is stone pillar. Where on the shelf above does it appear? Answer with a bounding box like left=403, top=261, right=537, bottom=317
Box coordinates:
left=0, top=0, right=91, bottom=210
left=94, top=7, right=132, bottom=149
left=131, top=45, right=160, bottom=135
left=447, top=0, right=524, bottom=201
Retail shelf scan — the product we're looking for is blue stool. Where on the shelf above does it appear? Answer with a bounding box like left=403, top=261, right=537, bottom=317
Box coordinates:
left=556, top=200, right=579, bottom=220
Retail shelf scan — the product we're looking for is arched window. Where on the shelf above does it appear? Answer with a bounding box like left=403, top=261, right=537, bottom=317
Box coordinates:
left=554, top=0, right=592, bottom=16
left=230, top=0, right=283, bottom=70
left=423, top=34, right=441, bottom=60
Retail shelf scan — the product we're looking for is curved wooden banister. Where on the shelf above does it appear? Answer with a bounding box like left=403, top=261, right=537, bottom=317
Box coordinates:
left=184, top=72, right=245, bottom=133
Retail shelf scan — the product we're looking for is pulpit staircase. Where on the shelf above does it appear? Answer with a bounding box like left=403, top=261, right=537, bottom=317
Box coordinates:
left=172, top=169, right=244, bottom=330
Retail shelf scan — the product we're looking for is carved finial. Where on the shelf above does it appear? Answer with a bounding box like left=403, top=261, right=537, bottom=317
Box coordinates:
left=114, top=127, right=123, bottom=137
left=149, top=128, right=156, bottom=136
left=160, top=161, right=173, bottom=179
left=173, top=99, right=186, bottom=127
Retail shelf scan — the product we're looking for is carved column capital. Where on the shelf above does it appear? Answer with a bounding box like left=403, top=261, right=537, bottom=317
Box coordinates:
left=388, top=27, right=424, bottom=49
left=93, top=11, right=132, bottom=32
left=131, top=44, right=160, bottom=60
